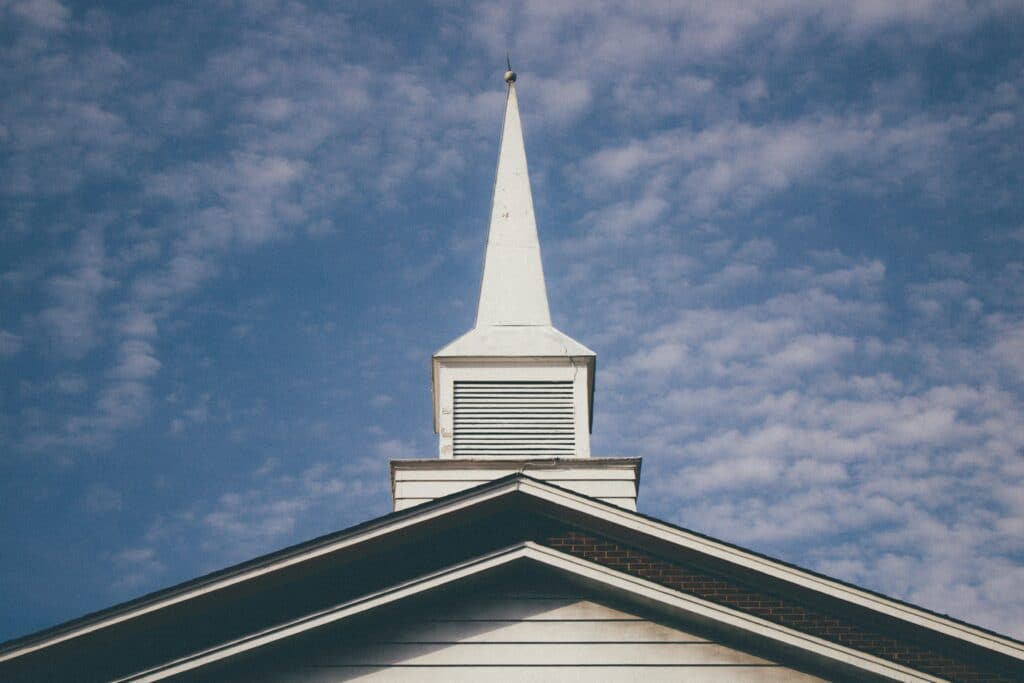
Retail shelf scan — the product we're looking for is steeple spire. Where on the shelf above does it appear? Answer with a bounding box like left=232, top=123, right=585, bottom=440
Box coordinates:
left=391, top=65, right=641, bottom=512
left=431, top=66, right=596, bottom=461
left=476, top=66, right=551, bottom=327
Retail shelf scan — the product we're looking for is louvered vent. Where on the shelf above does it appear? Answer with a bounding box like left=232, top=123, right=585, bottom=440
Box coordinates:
left=453, top=381, right=576, bottom=457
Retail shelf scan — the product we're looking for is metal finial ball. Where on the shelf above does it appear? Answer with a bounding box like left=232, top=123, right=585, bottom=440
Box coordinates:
left=504, top=70, right=517, bottom=84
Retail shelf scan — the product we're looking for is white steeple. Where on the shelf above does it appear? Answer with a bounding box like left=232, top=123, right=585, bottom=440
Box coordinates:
left=476, top=76, right=551, bottom=327
left=431, top=66, right=596, bottom=459
left=389, top=67, right=639, bottom=514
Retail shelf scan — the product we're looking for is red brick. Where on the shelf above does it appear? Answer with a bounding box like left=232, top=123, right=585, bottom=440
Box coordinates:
left=542, top=528, right=1016, bottom=683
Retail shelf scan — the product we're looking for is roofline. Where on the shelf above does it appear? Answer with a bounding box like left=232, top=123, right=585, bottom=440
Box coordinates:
left=0, top=476, right=525, bottom=661
left=511, top=477, right=1024, bottom=660
left=114, top=542, right=945, bottom=683
left=4, top=473, right=1022, bottom=663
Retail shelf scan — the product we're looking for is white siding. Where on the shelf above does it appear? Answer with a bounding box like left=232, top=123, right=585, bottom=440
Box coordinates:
left=206, top=570, right=826, bottom=682
left=391, top=459, right=640, bottom=511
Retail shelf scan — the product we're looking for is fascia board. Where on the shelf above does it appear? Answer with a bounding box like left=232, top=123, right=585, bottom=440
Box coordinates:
left=115, top=542, right=942, bottom=683
left=7, top=474, right=1021, bottom=665
left=116, top=543, right=538, bottom=682
left=0, top=478, right=524, bottom=663
left=525, top=544, right=944, bottom=683
left=513, top=478, right=1024, bottom=661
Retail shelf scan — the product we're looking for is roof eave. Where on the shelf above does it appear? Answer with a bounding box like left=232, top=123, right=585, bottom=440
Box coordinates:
left=4, top=473, right=1022, bottom=666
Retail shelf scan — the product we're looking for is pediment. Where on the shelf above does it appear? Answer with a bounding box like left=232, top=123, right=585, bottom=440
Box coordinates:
left=177, top=556, right=835, bottom=682
left=3, top=476, right=1022, bottom=682
left=40, top=543, right=981, bottom=681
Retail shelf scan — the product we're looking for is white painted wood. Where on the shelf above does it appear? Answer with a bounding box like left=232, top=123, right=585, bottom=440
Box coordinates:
left=393, top=465, right=636, bottom=481
left=475, top=82, right=549, bottom=328
left=393, top=496, right=637, bottom=511
left=308, top=642, right=793, bottom=667
left=390, top=458, right=641, bottom=511
left=435, top=328, right=595, bottom=360
left=115, top=542, right=947, bottom=682
left=393, top=498, right=437, bottom=510
left=396, top=479, right=636, bottom=500
left=572, top=359, right=591, bottom=453
left=216, top=569, right=827, bottom=682
left=417, top=597, right=636, bottom=621
left=388, top=618, right=707, bottom=643
left=297, top=667, right=822, bottom=682
left=429, top=77, right=596, bottom=451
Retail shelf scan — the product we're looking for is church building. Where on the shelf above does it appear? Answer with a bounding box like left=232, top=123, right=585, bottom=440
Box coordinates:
left=2, top=69, right=1022, bottom=682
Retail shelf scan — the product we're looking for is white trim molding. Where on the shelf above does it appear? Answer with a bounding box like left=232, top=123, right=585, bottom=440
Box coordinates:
left=117, top=542, right=945, bottom=682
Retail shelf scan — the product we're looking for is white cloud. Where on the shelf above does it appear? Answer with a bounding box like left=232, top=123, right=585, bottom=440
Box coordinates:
left=84, top=483, right=123, bottom=513
left=183, top=393, right=210, bottom=423
left=577, top=195, right=669, bottom=245
left=37, top=228, right=113, bottom=358
left=907, top=279, right=971, bottom=317
left=375, top=438, right=418, bottom=460
left=116, top=310, right=158, bottom=339
left=138, top=457, right=390, bottom=575
left=53, top=373, right=87, bottom=394
left=576, top=235, right=1024, bottom=635
left=763, top=333, right=856, bottom=371
left=6, top=0, right=69, bottom=32
left=109, top=340, right=161, bottom=381
left=575, top=113, right=963, bottom=217
left=806, top=259, right=885, bottom=292
left=529, top=75, right=593, bottom=126
left=0, top=330, right=23, bottom=357
left=990, top=319, right=1024, bottom=382
left=111, top=545, right=166, bottom=592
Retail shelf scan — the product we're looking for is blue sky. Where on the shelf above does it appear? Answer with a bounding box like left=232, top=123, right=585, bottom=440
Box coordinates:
left=2, top=0, right=1024, bottom=642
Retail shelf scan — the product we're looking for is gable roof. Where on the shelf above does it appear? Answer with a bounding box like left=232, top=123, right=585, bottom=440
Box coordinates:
left=3, top=474, right=1022, bottom=681
left=118, top=542, right=947, bottom=682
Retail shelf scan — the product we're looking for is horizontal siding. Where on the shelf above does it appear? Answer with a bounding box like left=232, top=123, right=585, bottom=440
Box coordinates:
left=414, top=597, right=638, bottom=621
left=382, top=618, right=709, bottom=643
left=248, top=573, right=825, bottom=683
left=393, top=466, right=636, bottom=481
left=397, top=479, right=636, bottom=499
left=309, top=642, right=795, bottom=666
left=298, top=666, right=822, bottom=682
left=392, top=463, right=640, bottom=511
left=393, top=496, right=637, bottom=511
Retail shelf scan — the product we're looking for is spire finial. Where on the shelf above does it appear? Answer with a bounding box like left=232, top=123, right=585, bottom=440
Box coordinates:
left=504, top=53, right=516, bottom=84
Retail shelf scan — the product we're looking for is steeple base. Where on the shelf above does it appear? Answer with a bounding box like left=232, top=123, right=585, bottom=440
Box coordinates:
left=390, top=457, right=641, bottom=511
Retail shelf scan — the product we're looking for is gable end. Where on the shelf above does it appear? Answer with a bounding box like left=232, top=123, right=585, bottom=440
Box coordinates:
left=540, top=529, right=1021, bottom=682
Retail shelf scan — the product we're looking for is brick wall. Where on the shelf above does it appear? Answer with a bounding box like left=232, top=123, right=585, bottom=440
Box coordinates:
left=545, top=529, right=1016, bottom=683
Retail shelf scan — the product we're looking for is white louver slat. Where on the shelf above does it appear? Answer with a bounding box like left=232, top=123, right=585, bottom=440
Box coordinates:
left=453, top=381, right=576, bottom=457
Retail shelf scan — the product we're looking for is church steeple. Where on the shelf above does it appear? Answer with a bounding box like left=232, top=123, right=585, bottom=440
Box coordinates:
left=390, top=67, right=640, bottom=511
left=476, top=68, right=551, bottom=327
left=431, top=67, right=596, bottom=461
